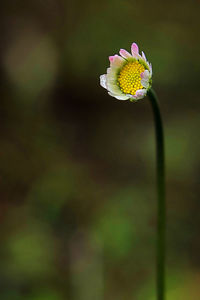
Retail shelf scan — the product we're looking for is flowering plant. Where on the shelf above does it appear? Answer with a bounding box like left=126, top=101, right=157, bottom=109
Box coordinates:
left=100, top=43, right=166, bottom=300
left=100, top=43, right=152, bottom=101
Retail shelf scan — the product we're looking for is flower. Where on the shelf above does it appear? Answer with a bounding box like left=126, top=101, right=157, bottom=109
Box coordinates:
left=100, top=42, right=152, bottom=101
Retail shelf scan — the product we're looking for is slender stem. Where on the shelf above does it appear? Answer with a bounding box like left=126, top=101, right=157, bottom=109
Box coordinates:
left=147, top=88, right=166, bottom=300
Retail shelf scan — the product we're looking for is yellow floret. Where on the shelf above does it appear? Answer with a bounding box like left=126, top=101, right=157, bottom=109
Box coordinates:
left=118, top=61, right=145, bottom=95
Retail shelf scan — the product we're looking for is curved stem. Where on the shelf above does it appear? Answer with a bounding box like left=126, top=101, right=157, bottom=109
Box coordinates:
left=147, top=88, right=166, bottom=300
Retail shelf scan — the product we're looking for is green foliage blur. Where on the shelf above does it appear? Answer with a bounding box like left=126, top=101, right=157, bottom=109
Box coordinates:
left=0, top=0, right=200, bottom=299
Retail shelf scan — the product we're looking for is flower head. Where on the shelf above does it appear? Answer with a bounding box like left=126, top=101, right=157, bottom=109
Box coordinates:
left=100, top=43, right=152, bottom=101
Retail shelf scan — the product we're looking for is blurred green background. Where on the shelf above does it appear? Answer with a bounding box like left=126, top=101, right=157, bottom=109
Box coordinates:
left=0, top=1, right=200, bottom=299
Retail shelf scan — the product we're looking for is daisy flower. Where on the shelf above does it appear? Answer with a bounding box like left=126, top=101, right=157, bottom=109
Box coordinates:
left=100, top=42, right=152, bottom=101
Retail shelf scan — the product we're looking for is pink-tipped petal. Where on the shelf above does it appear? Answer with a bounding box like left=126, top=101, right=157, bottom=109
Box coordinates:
left=109, top=56, right=115, bottom=62
left=142, top=51, right=147, bottom=62
left=131, top=43, right=139, bottom=55
left=119, top=49, right=132, bottom=59
left=110, top=54, right=125, bottom=67
left=129, top=89, right=147, bottom=101
left=135, top=89, right=147, bottom=99
left=100, top=74, right=107, bottom=89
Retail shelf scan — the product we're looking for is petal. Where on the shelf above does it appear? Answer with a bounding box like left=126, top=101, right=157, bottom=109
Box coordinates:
left=106, top=75, right=129, bottom=99
left=145, top=61, right=152, bottom=76
left=109, top=56, right=115, bottom=62
left=119, top=49, right=132, bottom=59
left=108, top=91, right=129, bottom=100
left=142, top=51, right=147, bottom=62
left=106, top=74, right=122, bottom=94
left=140, top=70, right=150, bottom=88
left=141, top=78, right=149, bottom=88
left=130, top=89, right=147, bottom=101
left=149, top=63, right=153, bottom=76
left=131, top=43, right=139, bottom=55
left=107, top=80, right=123, bottom=95
left=110, top=54, right=125, bottom=67
left=141, top=70, right=150, bottom=80
left=135, top=89, right=147, bottom=99
left=106, top=67, right=116, bottom=80
left=100, top=74, right=107, bottom=89
left=129, top=94, right=138, bottom=101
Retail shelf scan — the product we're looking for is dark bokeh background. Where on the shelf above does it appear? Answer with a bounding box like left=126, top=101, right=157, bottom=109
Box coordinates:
left=0, top=1, right=200, bottom=299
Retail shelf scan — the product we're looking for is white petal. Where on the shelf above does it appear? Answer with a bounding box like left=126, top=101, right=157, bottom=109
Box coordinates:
left=141, top=70, right=150, bottom=80
left=106, top=67, right=125, bottom=96
left=149, top=63, right=153, bottom=76
left=107, top=81, right=123, bottom=95
left=141, top=78, right=149, bottom=88
left=145, top=61, right=152, bottom=76
left=140, top=70, right=151, bottom=88
left=119, top=49, right=132, bottom=59
left=107, top=66, right=119, bottom=79
left=107, top=72, right=116, bottom=82
left=108, top=92, right=129, bottom=100
left=100, top=74, right=107, bottom=89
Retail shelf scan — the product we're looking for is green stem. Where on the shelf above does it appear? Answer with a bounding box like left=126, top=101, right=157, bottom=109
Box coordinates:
left=147, top=88, right=166, bottom=300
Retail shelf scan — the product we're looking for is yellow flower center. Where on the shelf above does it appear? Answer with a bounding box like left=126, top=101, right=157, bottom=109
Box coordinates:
left=118, top=61, right=145, bottom=95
